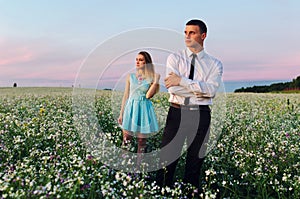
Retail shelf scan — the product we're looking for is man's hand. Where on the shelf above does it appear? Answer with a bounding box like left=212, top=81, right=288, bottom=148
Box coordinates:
left=164, top=72, right=181, bottom=89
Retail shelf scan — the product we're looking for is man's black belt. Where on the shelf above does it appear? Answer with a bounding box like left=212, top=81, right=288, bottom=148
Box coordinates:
left=170, top=103, right=209, bottom=111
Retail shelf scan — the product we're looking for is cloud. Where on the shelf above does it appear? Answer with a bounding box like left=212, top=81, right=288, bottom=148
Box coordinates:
left=0, top=47, right=34, bottom=66
left=0, top=37, right=85, bottom=86
left=224, top=64, right=299, bottom=81
left=219, top=46, right=300, bottom=81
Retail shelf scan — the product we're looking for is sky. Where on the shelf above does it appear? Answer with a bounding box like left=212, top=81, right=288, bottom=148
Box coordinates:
left=1, top=0, right=300, bottom=89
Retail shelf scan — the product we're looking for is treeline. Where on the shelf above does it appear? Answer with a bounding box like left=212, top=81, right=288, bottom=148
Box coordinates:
left=234, top=75, right=300, bottom=93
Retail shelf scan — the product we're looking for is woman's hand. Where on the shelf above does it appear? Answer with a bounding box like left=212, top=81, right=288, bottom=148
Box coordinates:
left=118, top=115, right=123, bottom=125
left=146, top=73, right=160, bottom=99
left=154, top=73, right=160, bottom=84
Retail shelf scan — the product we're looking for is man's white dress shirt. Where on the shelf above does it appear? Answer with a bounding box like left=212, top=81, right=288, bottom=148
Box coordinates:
left=166, top=48, right=223, bottom=105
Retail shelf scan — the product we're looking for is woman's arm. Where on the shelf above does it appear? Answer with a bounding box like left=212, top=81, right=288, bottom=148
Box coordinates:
left=118, top=74, right=130, bottom=124
left=146, top=73, right=160, bottom=99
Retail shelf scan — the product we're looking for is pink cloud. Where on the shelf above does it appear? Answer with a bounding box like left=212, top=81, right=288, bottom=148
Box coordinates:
left=1, top=36, right=299, bottom=88
left=221, top=48, right=300, bottom=81
left=0, top=37, right=84, bottom=86
left=223, top=64, right=299, bottom=81
left=0, top=46, right=35, bottom=66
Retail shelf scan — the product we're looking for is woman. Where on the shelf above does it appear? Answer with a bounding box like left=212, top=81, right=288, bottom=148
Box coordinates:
left=118, top=51, right=160, bottom=161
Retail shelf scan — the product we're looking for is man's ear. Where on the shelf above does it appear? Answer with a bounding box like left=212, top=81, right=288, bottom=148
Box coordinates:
left=201, top=32, right=207, bottom=40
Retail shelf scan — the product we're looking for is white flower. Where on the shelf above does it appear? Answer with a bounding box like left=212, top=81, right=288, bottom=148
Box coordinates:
left=282, top=176, right=287, bottom=182
left=205, top=170, right=210, bottom=176
left=161, top=187, right=165, bottom=195
left=45, top=182, right=52, bottom=191
left=115, top=173, right=120, bottom=181
left=123, top=181, right=127, bottom=186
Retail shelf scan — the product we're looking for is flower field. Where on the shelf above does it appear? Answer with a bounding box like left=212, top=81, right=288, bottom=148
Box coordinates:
left=0, top=87, right=299, bottom=198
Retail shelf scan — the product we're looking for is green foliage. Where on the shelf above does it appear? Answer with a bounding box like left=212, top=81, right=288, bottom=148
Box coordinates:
left=235, top=75, right=300, bottom=93
left=0, top=88, right=299, bottom=198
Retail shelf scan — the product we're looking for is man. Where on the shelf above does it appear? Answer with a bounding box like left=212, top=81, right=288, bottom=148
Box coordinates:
left=156, top=19, right=223, bottom=191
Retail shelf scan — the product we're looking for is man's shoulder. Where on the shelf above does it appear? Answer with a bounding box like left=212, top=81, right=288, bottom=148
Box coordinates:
left=167, top=49, right=186, bottom=60
left=203, top=52, right=222, bottom=66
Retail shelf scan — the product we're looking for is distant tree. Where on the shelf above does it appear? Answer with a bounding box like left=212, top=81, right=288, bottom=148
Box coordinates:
left=290, top=76, right=300, bottom=89
left=234, top=75, right=300, bottom=93
left=13, top=83, right=17, bottom=87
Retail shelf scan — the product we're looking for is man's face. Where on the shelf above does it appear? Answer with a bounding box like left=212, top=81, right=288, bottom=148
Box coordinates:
left=184, top=25, right=206, bottom=48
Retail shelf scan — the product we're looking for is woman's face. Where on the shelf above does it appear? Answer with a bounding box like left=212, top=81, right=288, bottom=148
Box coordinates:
left=135, top=54, right=146, bottom=69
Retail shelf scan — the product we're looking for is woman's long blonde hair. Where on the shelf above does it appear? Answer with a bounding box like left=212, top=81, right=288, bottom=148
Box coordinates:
left=138, top=51, right=159, bottom=93
left=138, top=51, right=154, bottom=80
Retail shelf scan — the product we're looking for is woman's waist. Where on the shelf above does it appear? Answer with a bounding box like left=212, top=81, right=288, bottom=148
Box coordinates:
left=128, top=95, right=148, bottom=101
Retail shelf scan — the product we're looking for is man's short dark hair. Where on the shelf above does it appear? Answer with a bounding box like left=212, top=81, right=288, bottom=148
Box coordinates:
left=186, top=19, right=207, bottom=34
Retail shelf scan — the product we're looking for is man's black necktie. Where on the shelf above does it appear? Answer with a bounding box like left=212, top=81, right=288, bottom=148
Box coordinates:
left=189, top=54, right=196, bottom=79
left=184, top=54, right=197, bottom=105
